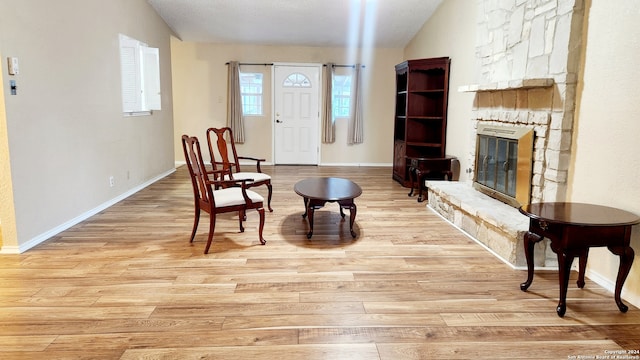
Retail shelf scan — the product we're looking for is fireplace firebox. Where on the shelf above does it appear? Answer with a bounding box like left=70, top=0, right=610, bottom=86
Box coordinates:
left=473, top=125, right=534, bottom=207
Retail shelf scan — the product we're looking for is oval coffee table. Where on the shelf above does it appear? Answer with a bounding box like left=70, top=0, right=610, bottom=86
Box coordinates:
left=294, top=177, right=362, bottom=239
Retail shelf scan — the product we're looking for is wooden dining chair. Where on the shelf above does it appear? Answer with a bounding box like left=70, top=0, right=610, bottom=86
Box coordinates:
left=182, top=134, right=266, bottom=254
left=206, top=127, right=273, bottom=212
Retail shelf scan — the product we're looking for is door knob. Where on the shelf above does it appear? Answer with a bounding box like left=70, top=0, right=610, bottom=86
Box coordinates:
left=276, top=119, right=282, bottom=123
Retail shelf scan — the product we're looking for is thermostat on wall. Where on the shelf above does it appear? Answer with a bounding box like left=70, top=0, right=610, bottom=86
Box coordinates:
left=7, top=57, right=19, bottom=75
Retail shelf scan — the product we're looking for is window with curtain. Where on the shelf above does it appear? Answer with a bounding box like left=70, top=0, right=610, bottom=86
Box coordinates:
left=239, top=72, right=263, bottom=116
left=332, top=74, right=352, bottom=118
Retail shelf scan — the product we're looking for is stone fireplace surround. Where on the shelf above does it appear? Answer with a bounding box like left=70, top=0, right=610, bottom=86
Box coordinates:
left=425, top=0, right=585, bottom=268
left=427, top=80, right=561, bottom=268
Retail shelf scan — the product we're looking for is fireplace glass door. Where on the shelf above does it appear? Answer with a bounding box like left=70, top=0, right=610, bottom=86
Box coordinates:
left=476, top=135, right=518, bottom=198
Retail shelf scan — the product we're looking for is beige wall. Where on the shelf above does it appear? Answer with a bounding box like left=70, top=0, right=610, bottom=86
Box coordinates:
left=570, top=0, right=640, bottom=306
left=170, top=40, right=403, bottom=165
left=0, top=0, right=175, bottom=252
left=0, top=53, right=17, bottom=249
left=403, top=0, right=478, bottom=181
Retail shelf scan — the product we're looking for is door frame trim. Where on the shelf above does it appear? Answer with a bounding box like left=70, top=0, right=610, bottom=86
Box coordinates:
left=271, top=62, right=323, bottom=165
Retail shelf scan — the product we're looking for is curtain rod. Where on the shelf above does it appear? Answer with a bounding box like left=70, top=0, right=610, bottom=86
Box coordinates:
left=324, top=64, right=365, bottom=68
left=225, top=62, right=273, bottom=66
left=224, top=62, right=364, bottom=68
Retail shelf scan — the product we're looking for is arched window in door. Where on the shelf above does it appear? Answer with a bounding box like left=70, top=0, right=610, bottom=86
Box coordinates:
left=283, top=73, right=311, bottom=87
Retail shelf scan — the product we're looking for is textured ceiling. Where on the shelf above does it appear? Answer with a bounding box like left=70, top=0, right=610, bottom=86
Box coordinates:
left=147, top=0, right=443, bottom=47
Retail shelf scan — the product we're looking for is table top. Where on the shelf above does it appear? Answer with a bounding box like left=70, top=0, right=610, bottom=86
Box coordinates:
left=519, top=202, right=640, bottom=227
left=294, top=177, right=362, bottom=201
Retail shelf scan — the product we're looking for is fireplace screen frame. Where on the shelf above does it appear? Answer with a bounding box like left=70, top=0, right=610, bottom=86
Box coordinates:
left=473, top=125, right=534, bottom=207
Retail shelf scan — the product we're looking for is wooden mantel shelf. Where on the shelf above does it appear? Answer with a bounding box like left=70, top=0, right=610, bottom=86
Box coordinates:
left=458, top=78, right=554, bottom=92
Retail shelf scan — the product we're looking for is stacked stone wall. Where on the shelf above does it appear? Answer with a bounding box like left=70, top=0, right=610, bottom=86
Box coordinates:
left=467, top=0, right=585, bottom=203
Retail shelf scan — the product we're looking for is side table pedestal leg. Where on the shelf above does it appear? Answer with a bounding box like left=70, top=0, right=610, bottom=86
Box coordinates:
left=609, top=244, right=634, bottom=313
left=556, top=251, right=575, bottom=317
left=520, top=231, right=543, bottom=291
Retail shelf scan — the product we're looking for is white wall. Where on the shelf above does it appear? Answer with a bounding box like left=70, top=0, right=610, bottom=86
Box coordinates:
left=570, top=0, right=640, bottom=306
left=170, top=41, right=403, bottom=166
left=0, top=0, right=175, bottom=252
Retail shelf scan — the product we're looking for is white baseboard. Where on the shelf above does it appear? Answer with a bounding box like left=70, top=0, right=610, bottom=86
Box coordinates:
left=177, top=160, right=393, bottom=168
left=319, top=163, right=392, bottom=167
left=176, top=161, right=280, bottom=167
left=1, top=168, right=176, bottom=254
left=0, top=245, right=20, bottom=254
left=586, top=268, right=640, bottom=309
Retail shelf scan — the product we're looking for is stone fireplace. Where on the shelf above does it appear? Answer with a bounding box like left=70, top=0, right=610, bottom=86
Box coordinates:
left=426, top=0, right=585, bottom=268
left=474, top=124, right=534, bottom=207
left=466, top=79, right=570, bottom=206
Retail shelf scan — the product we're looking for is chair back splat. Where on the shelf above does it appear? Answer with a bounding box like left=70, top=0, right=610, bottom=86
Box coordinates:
left=206, top=127, right=273, bottom=212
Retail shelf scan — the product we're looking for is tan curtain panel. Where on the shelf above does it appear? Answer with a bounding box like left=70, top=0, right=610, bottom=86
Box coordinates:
left=322, top=63, right=335, bottom=143
left=227, top=61, right=245, bottom=143
left=348, top=64, right=364, bottom=145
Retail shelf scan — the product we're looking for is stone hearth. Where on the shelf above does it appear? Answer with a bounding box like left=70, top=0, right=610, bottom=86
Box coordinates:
left=426, top=180, right=555, bottom=268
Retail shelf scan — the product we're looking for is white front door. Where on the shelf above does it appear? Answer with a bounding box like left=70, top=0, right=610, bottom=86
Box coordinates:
left=273, top=64, right=321, bottom=165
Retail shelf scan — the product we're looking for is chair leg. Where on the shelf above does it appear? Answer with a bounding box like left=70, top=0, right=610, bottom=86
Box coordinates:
left=257, top=207, right=266, bottom=245
left=266, top=183, right=273, bottom=212
left=203, top=212, right=216, bottom=254
left=189, top=206, right=200, bottom=243
left=238, top=210, right=245, bottom=232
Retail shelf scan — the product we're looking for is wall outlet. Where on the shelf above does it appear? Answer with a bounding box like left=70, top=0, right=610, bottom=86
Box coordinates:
left=109, top=176, right=115, bottom=187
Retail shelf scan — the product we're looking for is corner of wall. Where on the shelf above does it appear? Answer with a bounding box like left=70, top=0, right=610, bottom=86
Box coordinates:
left=0, top=52, right=19, bottom=251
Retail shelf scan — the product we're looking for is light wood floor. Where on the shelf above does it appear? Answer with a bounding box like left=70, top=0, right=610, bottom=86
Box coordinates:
left=1, top=165, right=638, bottom=359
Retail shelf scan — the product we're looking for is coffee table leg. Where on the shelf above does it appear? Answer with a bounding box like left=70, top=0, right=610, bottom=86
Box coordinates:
left=305, top=200, right=325, bottom=239
left=306, top=206, right=314, bottom=239
left=338, top=200, right=358, bottom=238
left=349, top=203, right=357, bottom=237
left=301, top=197, right=309, bottom=218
